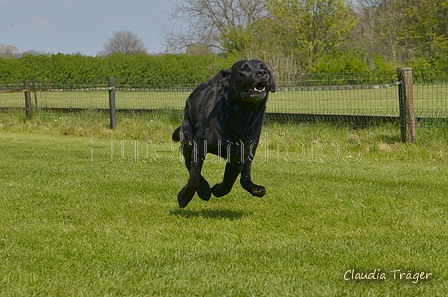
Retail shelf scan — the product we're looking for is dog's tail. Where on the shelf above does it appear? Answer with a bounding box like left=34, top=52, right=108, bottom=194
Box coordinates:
left=172, top=126, right=181, bottom=142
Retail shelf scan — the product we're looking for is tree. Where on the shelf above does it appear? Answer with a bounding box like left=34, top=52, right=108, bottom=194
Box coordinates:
left=164, top=0, right=268, bottom=53
left=402, top=0, right=448, bottom=60
left=0, top=44, right=18, bottom=58
left=354, top=0, right=407, bottom=66
left=268, top=0, right=357, bottom=70
left=99, top=31, right=147, bottom=56
left=185, top=43, right=213, bottom=56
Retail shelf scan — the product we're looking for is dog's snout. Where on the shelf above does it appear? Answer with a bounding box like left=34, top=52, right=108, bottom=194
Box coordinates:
left=257, top=69, right=267, bottom=78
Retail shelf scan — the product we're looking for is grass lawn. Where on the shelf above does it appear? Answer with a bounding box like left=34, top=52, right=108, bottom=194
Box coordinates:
left=0, top=111, right=447, bottom=296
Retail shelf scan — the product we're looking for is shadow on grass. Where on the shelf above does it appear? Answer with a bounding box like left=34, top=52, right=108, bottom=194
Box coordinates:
left=170, top=208, right=251, bottom=221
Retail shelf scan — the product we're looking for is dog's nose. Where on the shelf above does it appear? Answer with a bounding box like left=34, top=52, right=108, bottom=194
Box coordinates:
left=257, top=69, right=267, bottom=78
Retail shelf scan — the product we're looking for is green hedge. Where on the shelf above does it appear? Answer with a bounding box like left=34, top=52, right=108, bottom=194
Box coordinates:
left=0, top=54, right=234, bottom=86
left=3, top=53, right=446, bottom=86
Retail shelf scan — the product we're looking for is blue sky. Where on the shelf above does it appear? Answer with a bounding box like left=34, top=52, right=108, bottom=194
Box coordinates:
left=0, top=0, right=176, bottom=56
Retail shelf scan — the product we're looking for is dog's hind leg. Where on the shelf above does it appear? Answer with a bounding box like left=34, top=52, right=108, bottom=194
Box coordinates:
left=178, top=140, right=208, bottom=208
left=180, top=140, right=211, bottom=202
left=240, top=160, right=266, bottom=197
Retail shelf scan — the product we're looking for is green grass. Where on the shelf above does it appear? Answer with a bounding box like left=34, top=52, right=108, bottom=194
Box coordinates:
left=1, top=84, right=447, bottom=117
left=1, top=111, right=448, bottom=296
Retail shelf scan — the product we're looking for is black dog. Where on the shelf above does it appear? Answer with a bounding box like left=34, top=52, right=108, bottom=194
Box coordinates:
left=172, top=60, right=276, bottom=208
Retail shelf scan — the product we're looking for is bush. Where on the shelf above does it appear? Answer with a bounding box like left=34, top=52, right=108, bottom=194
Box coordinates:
left=0, top=54, right=234, bottom=86
left=312, top=49, right=370, bottom=74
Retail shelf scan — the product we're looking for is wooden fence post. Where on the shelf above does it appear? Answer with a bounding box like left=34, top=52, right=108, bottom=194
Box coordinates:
left=24, top=80, right=32, bottom=120
left=397, top=68, right=416, bottom=142
left=32, top=77, right=38, bottom=111
left=108, top=77, right=117, bottom=129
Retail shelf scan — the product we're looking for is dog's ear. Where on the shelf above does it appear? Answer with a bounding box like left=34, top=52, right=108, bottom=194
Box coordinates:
left=209, top=69, right=231, bottom=86
left=220, top=76, right=230, bottom=89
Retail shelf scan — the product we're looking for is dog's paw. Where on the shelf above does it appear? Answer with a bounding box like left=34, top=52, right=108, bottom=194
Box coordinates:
left=177, top=194, right=192, bottom=208
left=249, top=185, right=266, bottom=197
left=211, top=183, right=232, bottom=197
left=241, top=181, right=266, bottom=197
left=177, top=188, right=195, bottom=208
left=197, top=178, right=211, bottom=201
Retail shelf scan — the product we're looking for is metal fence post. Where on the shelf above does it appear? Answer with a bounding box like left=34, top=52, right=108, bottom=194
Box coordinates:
left=24, top=80, right=32, bottom=120
left=108, top=77, right=116, bottom=129
left=397, top=68, right=416, bottom=142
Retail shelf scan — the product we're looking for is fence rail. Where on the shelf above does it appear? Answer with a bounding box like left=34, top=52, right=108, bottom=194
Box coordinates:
left=1, top=68, right=447, bottom=140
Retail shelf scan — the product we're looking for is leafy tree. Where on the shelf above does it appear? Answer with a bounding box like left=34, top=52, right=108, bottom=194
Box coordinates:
left=267, top=0, right=357, bottom=70
left=99, top=31, right=147, bottom=56
left=402, top=0, right=448, bottom=60
left=355, top=0, right=407, bottom=65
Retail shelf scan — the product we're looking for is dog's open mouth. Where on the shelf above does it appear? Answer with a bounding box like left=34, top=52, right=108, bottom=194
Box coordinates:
left=240, top=80, right=269, bottom=100
left=253, top=82, right=267, bottom=93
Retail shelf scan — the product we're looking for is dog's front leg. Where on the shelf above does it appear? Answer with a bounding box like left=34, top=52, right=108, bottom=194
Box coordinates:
left=240, top=159, right=266, bottom=197
left=211, top=160, right=244, bottom=197
left=178, top=141, right=206, bottom=208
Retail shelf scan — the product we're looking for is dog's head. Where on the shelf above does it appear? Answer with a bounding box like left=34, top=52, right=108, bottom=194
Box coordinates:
left=227, top=60, right=276, bottom=102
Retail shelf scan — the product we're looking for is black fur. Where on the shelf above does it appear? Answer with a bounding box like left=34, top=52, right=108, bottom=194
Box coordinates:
left=172, top=60, right=276, bottom=208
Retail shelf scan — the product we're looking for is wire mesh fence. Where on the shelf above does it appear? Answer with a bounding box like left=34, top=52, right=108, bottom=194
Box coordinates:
left=270, top=84, right=399, bottom=116
left=0, top=83, right=193, bottom=110
left=1, top=68, right=447, bottom=127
